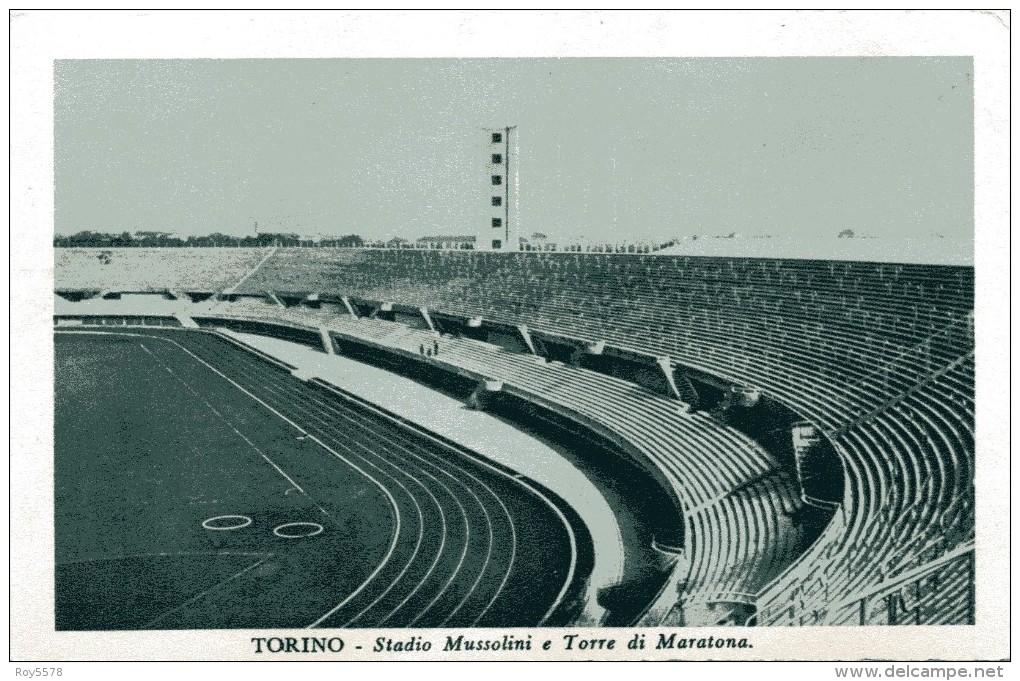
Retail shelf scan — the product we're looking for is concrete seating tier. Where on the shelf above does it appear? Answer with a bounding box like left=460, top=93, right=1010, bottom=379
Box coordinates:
left=756, top=354, right=974, bottom=625
left=236, top=250, right=972, bottom=429
left=204, top=302, right=803, bottom=622
left=56, top=248, right=975, bottom=625
left=232, top=250, right=974, bottom=626
left=55, top=248, right=271, bottom=292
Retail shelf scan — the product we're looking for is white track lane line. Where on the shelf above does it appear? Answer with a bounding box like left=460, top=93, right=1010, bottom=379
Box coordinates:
left=264, top=371, right=526, bottom=626
left=62, top=326, right=579, bottom=626
left=187, top=327, right=565, bottom=625
left=180, top=337, right=442, bottom=629
left=140, top=342, right=312, bottom=500
left=233, top=321, right=580, bottom=623
left=286, top=379, right=505, bottom=626
left=61, top=330, right=406, bottom=629
left=140, top=556, right=270, bottom=629
left=254, top=376, right=475, bottom=627
left=195, top=338, right=504, bottom=626
left=298, top=359, right=577, bottom=626
left=58, top=550, right=272, bottom=566
left=299, top=387, right=515, bottom=626
left=412, top=485, right=491, bottom=626
left=230, top=367, right=457, bottom=628
left=165, top=335, right=434, bottom=630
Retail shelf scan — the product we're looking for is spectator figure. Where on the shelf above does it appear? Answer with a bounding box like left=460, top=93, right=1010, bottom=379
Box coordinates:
left=426, top=347, right=433, bottom=358
left=433, top=339, right=439, bottom=355
left=419, top=343, right=425, bottom=356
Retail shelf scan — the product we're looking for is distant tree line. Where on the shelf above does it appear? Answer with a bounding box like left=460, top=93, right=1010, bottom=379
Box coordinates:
left=54, top=231, right=698, bottom=253
left=53, top=231, right=366, bottom=248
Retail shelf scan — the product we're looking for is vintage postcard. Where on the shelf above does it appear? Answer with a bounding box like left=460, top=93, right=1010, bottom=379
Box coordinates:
left=9, top=10, right=1010, bottom=667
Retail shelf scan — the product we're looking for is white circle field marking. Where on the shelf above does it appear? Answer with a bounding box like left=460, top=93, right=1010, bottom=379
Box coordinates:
left=273, top=522, right=324, bottom=539
left=201, top=515, right=253, bottom=531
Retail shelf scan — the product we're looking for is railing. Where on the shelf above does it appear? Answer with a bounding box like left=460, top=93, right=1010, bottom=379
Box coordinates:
left=688, top=590, right=758, bottom=606
left=760, top=542, right=974, bottom=626
left=828, top=340, right=974, bottom=439
left=827, top=542, right=975, bottom=625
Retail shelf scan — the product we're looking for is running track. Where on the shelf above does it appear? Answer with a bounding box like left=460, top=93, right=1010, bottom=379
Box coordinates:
left=56, top=328, right=586, bottom=628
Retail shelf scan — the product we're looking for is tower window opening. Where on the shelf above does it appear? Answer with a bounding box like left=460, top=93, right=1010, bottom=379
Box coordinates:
left=492, top=218, right=502, bottom=228
left=491, top=196, right=502, bottom=207
left=491, top=132, right=503, bottom=144
left=491, top=175, right=502, bottom=186
left=491, top=154, right=503, bottom=165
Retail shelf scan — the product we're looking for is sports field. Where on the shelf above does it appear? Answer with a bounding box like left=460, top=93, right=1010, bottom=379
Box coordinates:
left=55, top=329, right=585, bottom=629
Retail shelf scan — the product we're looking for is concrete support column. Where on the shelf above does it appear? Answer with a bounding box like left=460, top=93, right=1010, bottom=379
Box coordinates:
left=656, top=356, right=688, bottom=408
left=319, top=327, right=336, bottom=355
left=517, top=324, right=537, bottom=355
left=419, top=307, right=437, bottom=332
left=341, top=296, right=358, bottom=317
left=174, top=312, right=199, bottom=328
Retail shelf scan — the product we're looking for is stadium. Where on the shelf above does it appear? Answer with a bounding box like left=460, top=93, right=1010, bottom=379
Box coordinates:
left=53, top=240, right=974, bottom=629
left=50, top=58, right=975, bottom=631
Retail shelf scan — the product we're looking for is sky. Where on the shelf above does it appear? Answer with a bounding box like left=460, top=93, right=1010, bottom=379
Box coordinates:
left=54, top=58, right=973, bottom=245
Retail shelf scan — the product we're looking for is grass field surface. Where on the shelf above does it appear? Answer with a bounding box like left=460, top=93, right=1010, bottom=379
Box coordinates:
left=55, top=329, right=585, bottom=629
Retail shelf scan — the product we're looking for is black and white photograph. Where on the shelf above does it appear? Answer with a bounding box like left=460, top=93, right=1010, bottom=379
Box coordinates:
left=10, top=10, right=1010, bottom=668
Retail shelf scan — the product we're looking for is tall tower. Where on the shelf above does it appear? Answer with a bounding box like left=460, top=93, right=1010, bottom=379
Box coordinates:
left=482, top=126, right=518, bottom=250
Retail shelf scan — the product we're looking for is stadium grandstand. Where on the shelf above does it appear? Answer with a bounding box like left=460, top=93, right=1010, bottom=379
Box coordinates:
left=54, top=242, right=975, bottom=628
